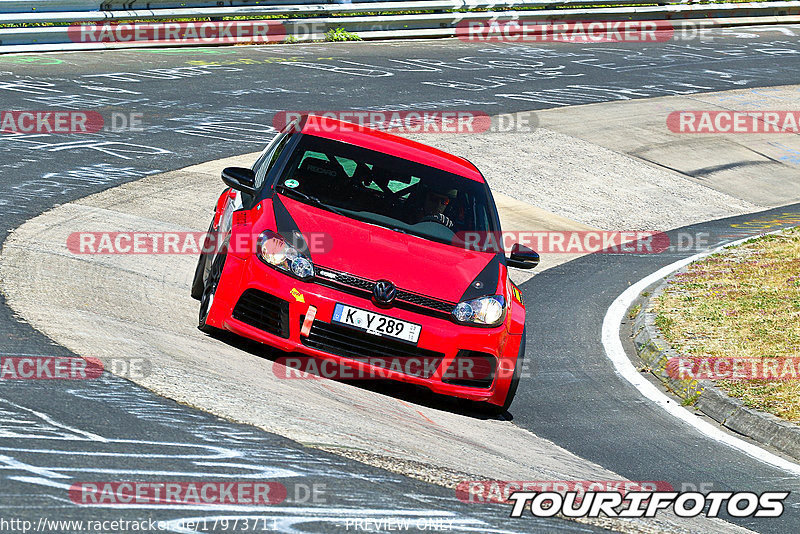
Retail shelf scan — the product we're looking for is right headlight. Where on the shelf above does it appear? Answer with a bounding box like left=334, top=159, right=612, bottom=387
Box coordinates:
left=452, top=295, right=506, bottom=327
left=256, top=230, right=314, bottom=280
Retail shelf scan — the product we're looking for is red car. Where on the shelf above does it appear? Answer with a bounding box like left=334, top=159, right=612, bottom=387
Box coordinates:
left=191, top=115, right=539, bottom=413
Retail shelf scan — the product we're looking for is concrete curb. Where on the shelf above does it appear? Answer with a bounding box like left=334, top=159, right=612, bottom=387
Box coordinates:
left=630, top=267, right=800, bottom=461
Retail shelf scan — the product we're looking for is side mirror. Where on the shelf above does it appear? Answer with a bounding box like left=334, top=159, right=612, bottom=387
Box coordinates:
left=507, top=243, right=539, bottom=270
left=222, top=167, right=255, bottom=195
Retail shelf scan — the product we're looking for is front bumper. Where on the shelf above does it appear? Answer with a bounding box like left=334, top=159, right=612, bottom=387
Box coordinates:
left=206, top=255, right=522, bottom=405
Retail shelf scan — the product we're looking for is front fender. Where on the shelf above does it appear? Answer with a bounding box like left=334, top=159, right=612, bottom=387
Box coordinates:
left=507, top=280, right=526, bottom=335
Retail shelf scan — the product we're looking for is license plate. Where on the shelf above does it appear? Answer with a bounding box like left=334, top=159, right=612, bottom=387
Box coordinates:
left=332, top=303, right=421, bottom=344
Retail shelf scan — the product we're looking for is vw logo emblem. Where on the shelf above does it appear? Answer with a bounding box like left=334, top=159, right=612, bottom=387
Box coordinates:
left=372, top=280, right=397, bottom=305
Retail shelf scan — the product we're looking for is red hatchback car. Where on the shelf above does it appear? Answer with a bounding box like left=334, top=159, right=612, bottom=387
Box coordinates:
left=191, top=115, right=539, bottom=412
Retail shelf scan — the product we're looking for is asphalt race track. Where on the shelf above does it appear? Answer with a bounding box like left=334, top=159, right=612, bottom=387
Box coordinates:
left=516, top=206, right=800, bottom=534
left=1, top=26, right=800, bottom=534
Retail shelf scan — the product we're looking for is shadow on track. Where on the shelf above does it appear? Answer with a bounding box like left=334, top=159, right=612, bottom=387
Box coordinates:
left=199, top=327, right=510, bottom=421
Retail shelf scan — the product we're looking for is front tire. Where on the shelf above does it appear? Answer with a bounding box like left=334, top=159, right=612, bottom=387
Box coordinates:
left=191, top=223, right=215, bottom=301
left=501, top=329, right=526, bottom=412
left=479, top=329, right=526, bottom=416
left=198, top=249, right=226, bottom=334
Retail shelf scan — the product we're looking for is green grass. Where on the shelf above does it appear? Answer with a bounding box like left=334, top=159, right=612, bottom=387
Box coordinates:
left=681, top=391, right=702, bottom=407
left=654, top=313, right=675, bottom=336
left=654, top=227, right=800, bottom=422
left=323, top=28, right=362, bottom=42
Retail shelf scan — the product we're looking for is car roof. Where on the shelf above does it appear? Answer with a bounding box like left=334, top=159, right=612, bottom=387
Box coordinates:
left=297, top=114, right=485, bottom=183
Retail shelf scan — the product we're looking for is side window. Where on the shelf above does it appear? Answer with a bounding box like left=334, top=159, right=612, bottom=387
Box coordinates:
left=253, top=131, right=291, bottom=191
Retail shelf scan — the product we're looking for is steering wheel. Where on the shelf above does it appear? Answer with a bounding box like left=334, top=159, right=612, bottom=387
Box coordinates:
left=420, top=214, right=454, bottom=229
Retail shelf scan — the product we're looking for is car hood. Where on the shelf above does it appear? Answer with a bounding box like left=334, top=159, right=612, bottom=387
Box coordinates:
left=279, top=195, right=497, bottom=303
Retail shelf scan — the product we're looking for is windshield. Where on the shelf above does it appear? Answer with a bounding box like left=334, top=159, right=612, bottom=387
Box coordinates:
left=272, top=134, right=500, bottom=247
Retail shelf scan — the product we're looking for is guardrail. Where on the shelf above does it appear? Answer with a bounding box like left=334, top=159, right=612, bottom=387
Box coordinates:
left=0, top=0, right=649, bottom=13
left=0, top=0, right=655, bottom=24
left=0, top=0, right=359, bottom=12
left=2, top=0, right=800, bottom=53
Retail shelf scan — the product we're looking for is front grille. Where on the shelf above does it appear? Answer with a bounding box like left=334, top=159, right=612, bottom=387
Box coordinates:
left=314, top=267, right=456, bottom=319
left=396, top=290, right=455, bottom=313
left=300, top=319, right=444, bottom=379
left=442, top=351, right=496, bottom=388
left=232, top=289, right=290, bottom=338
left=330, top=271, right=374, bottom=292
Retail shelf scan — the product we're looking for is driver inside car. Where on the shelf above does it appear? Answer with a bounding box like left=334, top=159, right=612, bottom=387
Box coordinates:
left=410, top=185, right=457, bottom=229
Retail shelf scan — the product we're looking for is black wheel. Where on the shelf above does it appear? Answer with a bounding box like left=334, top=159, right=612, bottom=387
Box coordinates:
left=191, top=223, right=215, bottom=301
left=478, top=329, right=526, bottom=416
left=198, top=248, right=226, bottom=334
left=501, top=329, right=526, bottom=412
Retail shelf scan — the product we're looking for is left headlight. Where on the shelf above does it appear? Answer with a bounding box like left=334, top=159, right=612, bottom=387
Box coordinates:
left=256, top=230, right=314, bottom=280
left=452, top=295, right=506, bottom=327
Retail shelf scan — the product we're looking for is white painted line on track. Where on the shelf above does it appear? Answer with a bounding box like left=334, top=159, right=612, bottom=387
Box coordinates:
left=0, top=398, right=108, bottom=443
left=601, top=230, right=800, bottom=477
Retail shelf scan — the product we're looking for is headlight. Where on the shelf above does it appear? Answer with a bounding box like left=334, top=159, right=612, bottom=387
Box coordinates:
left=452, top=295, right=506, bottom=326
left=257, top=230, right=314, bottom=280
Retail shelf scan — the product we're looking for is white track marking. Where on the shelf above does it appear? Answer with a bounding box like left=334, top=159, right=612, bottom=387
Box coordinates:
left=0, top=456, right=69, bottom=479
left=0, top=398, right=107, bottom=442
left=601, top=230, right=800, bottom=476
